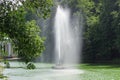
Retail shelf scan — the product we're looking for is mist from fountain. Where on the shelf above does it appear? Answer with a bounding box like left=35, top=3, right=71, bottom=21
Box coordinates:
left=54, top=5, right=82, bottom=68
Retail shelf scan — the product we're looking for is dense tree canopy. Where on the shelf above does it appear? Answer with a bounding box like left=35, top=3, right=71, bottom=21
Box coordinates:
left=0, top=0, right=53, bottom=63
left=60, top=0, right=120, bottom=63
left=1, top=0, right=120, bottom=64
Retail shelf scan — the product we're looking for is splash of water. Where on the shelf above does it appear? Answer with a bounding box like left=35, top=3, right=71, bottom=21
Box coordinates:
left=54, top=5, right=81, bottom=67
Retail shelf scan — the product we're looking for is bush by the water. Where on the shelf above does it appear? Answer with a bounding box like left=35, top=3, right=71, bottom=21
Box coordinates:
left=27, top=62, right=36, bottom=69
left=4, top=61, right=10, bottom=68
left=0, top=65, right=3, bottom=74
left=0, top=65, right=7, bottom=79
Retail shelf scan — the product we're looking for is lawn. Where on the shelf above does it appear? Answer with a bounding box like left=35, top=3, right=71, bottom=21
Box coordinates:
left=79, top=64, right=120, bottom=80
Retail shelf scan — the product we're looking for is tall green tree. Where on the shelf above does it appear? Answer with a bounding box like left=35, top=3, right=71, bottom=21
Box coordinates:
left=113, top=0, right=120, bottom=59
left=0, top=0, right=53, bottom=63
left=83, top=0, right=119, bottom=62
left=61, top=0, right=102, bottom=62
left=61, top=0, right=120, bottom=62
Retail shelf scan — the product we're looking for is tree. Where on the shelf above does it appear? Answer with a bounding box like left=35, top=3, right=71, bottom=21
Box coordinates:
left=83, top=0, right=119, bottom=62
left=0, top=0, right=53, bottom=64
left=61, top=0, right=102, bottom=62
left=113, top=0, right=120, bottom=60
left=60, top=0, right=120, bottom=63
left=84, top=0, right=120, bottom=62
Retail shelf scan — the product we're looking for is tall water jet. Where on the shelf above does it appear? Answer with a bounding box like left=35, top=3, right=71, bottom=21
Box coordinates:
left=54, top=5, right=82, bottom=68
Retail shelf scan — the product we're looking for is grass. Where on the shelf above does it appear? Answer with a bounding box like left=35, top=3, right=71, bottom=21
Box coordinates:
left=0, top=64, right=7, bottom=80
left=79, top=64, right=120, bottom=80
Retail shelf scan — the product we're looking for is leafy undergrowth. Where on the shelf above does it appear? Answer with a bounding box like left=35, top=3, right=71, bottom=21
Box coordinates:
left=0, top=74, right=7, bottom=79
left=0, top=65, right=7, bottom=80
left=79, top=64, right=120, bottom=80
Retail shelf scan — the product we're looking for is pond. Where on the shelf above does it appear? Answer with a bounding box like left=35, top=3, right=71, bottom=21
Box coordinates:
left=3, top=62, right=83, bottom=80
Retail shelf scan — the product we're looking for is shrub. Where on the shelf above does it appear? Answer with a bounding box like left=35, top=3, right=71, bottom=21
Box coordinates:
left=27, top=62, right=36, bottom=69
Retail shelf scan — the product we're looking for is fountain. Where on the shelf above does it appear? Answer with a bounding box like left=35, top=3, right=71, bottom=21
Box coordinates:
left=2, top=5, right=84, bottom=80
left=54, top=5, right=81, bottom=69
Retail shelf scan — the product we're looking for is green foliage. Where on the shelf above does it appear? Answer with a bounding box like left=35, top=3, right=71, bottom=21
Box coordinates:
left=16, top=20, right=45, bottom=63
left=0, top=74, right=7, bottom=79
left=0, top=0, right=53, bottom=18
left=61, top=0, right=120, bottom=62
left=83, top=0, right=120, bottom=62
left=0, top=65, right=3, bottom=74
left=0, top=0, right=53, bottom=64
left=27, top=62, right=36, bottom=69
left=23, top=0, right=53, bottom=18
left=0, top=65, right=6, bottom=79
left=4, top=60, right=10, bottom=68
